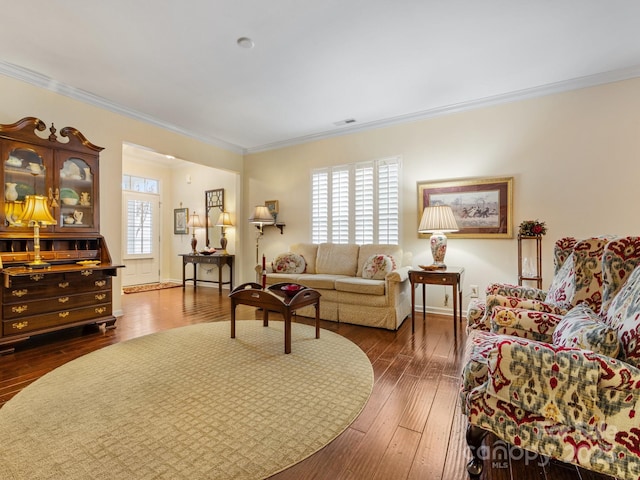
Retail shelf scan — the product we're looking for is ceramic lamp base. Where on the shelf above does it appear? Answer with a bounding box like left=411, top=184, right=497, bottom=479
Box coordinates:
left=430, top=232, right=448, bottom=268
left=191, top=235, right=198, bottom=255
left=219, top=235, right=228, bottom=255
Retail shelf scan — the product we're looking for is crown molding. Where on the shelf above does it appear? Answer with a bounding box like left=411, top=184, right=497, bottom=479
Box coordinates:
left=3, top=60, right=639, bottom=157
left=243, top=65, right=640, bottom=154
left=0, top=61, right=244, bottom=155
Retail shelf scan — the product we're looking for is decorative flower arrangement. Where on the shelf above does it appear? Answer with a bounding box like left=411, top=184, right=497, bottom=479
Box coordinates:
left=519, top=219, right=547, bottom=236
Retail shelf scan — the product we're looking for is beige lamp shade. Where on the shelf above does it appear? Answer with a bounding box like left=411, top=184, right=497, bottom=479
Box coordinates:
left=215, top=211, right=233, bottom=228
left=249, top=205, right=274, bottom=225
left=418, top=205, right=459, bottom=233
left=187, top=212, right=203, bottom=229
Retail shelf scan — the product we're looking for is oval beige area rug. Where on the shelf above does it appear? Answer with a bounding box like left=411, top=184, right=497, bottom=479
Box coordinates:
left=0, top=321, right=373, bottom=480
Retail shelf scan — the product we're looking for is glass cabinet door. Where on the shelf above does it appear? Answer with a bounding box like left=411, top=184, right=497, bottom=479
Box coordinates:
left=2, top=142, right=52, bottom=231
left=55, top=152, right=98, bottom=232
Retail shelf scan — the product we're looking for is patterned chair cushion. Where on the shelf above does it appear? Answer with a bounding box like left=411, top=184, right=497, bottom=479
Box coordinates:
left=545, top=253, right=576, bottom=309
left=490, top=305, right=564, bottom=342
left=485, top=283, right=547, bottom=300
left=272, top=252, right=306, bottom=274
left=485, top=338, right=603, bottom=425
left=601, top=237, right=640, bottom=313
left=571, top=236, right=614, bottom=312
left=552, top=304, right=620, bottom=357
left=603, top=265, right=640, bottom=368
left=362, top=254, right=396, bottom=280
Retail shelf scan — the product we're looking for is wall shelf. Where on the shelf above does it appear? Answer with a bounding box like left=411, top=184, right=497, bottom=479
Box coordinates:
left=254, top=223, right=285, bottom=234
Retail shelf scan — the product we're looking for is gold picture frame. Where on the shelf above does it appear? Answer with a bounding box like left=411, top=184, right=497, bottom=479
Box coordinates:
left=265, top=200, right=279, bottom=221
left=418, top=177, right=513, bottom=238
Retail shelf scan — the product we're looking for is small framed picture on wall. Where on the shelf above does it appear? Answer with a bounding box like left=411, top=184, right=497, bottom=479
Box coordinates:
left=265, top=200, right=279, bottom=221
left=174, top=208, right=189, bottom=234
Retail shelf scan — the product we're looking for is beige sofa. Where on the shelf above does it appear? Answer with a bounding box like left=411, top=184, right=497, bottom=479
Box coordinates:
left=259, top=243, right=412, bottom=330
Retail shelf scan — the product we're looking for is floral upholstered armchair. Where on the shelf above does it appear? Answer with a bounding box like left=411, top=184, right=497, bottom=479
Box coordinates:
left=468, top=236, right=615, bottom=342
left=461, top=237, right=640, bottom=479
left=466, top=236, right=576, bottom=331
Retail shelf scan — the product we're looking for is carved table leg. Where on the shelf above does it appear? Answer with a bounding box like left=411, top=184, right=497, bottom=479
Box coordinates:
left=466, top=424, right=488, bottom=477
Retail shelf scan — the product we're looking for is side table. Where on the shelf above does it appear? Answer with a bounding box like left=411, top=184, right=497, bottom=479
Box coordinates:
left=180, top=253, right=234, bottom=293
left=409, top=267, right=464, bottom=335
left=229, top=282, right=321, bottom=354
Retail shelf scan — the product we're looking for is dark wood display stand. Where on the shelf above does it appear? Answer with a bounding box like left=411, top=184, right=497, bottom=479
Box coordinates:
left=517, top=234, right=542, bottom=288
left=229, top=282, right=320, bottom=354
left=0, top=117, right=122, bottom=354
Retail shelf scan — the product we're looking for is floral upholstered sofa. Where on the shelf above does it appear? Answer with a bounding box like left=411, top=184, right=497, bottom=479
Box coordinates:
left=258, top=243, right=412, bottom=330
left=460, top=236, right=640, bottom=479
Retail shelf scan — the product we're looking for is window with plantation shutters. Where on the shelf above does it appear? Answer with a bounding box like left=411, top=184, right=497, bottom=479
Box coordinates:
left=311, top=157, right=401, bottom=245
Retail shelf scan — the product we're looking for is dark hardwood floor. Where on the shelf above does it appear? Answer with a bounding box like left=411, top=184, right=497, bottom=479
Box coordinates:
left=0, top=286, right=618, bottom=480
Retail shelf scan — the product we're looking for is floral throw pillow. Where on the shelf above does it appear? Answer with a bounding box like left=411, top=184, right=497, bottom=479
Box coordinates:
left=545, top=252, right=576, bottom=309
left=552, top=304, right=620, bottom=358
left=272, top=253, right=306, bottom=274
left=362, top=254, right=396, bottom=280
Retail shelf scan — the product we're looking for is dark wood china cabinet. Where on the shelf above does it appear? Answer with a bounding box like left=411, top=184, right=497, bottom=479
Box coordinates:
left=0, top=117, right=122, bottom=353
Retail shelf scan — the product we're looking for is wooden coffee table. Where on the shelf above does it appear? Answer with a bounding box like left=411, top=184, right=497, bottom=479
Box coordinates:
left=229, top=282, right=321, bottom=354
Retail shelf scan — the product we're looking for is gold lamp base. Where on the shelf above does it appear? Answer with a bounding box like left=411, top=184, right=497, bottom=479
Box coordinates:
left=25, top=260, right=51, bottom=270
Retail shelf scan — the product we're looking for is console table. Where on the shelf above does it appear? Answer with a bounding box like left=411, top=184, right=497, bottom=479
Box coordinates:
left=409, top=267, right=464, bottom=335
left=180, top=254, right=234, bottom=293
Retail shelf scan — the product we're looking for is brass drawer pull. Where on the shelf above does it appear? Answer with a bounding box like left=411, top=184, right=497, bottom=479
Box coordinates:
left=95, top=293, right=106, bottom=301
left=58, top=297, right=70, bottom=303
left=81, top=269, right=93, bottom=276
left=11, top=321, right=28, bottom=330
left=29, top=274, right=45, bottom=282
left=11, top=305, right=28, bottom=314
left=95, top=307, right=107, bottom=314
left=58, top=282, right=70, bottom=288
left=11, top=289, right=28, bottom=297
left=59, top=311, right=70, bottom=318
left=95, top=280, right=106, bottom=287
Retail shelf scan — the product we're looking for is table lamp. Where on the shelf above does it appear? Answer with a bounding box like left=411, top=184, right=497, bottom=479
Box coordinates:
left=418, top=205, right=459, bottom=268
left=187, top=211, right=203, bottom=254
left=215, top=211, right=233, bottom=254
left=249, top=205, right=274, bottom=263
left=16, top=195, right=57, bottom=269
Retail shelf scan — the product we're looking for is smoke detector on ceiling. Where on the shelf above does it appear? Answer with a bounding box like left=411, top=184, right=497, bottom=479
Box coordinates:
left=237, top=37, right=255, bottom=49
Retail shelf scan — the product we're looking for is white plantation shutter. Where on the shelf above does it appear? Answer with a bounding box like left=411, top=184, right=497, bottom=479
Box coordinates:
left=354, top=163, right=374, bottom=244
left=331, top=168, right=350, bottom=243
left=377, top=160, right=399, bottom=244
left=311, top=157, right=400, bottom=245
left=311, top=170, right=329, bottom=243
left=126, top=199, right=153, bottom=255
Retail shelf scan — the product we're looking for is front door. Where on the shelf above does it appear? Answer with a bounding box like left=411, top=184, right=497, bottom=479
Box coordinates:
left=122, top=191, right=160, bottom=286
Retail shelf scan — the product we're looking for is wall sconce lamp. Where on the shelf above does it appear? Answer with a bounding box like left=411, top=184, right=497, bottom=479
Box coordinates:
left=249, top=205, right=274, bottom=264
left=418, top=205, right=459, bottom=269
left=187, top=211, right=203, bottom=254
left=215, top=211, right=233, bottom=254
left=16, top=195, right=57, bottom=269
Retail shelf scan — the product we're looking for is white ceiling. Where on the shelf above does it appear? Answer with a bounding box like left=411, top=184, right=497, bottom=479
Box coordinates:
left=2, top=1, right=640, bottom=154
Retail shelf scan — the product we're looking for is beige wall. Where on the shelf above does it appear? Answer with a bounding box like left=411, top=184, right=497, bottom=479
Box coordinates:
left=0, top=74, right=243, bottom=314
left=244, top=78, right=640, bottom=314
left=2, top=72, right=639, bottom=317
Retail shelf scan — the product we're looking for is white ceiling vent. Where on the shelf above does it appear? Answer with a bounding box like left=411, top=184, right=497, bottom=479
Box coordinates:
left=333, top=118, right=357, bottom=126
